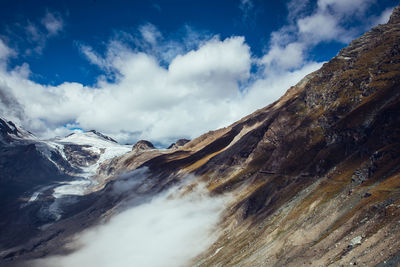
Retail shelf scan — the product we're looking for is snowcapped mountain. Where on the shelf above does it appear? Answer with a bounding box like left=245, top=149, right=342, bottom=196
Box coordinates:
left=47, top=130, right=131, bottom=178
left=0, top=118, right=132, bottom=251
left=43, top=131, right=131, bottom=198
left=1, top=118, right=131, bottom=179
left=0, top=118, right=131, bottom=224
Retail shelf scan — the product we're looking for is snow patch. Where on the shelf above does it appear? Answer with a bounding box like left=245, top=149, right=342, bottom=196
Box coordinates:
left=27, top=192, right=40, bottom=202
left=350, top=236, right=362, bottom=246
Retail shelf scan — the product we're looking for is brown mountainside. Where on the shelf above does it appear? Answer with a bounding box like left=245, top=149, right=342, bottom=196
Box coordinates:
left=139, top=7, right=400, bottom=266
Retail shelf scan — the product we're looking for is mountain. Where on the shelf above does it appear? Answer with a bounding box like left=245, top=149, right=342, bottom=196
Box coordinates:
left=131, top=139, right=155, bottom=153
left=1, top=6, right=400, bottom=267
left=0, top=118, right=36, bottom=143
left=0, top=121, right=131, bottom=252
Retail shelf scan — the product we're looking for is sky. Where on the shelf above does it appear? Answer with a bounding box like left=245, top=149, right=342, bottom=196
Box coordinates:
left=0, top=0, right=397, bottom=146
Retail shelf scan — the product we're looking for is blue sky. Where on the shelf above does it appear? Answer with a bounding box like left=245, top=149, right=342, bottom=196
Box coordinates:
left=0, top=0, right=397, bottom=145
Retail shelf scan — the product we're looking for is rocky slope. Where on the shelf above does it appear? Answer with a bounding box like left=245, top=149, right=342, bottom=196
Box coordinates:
left=1, top=6, right=400, bottom=267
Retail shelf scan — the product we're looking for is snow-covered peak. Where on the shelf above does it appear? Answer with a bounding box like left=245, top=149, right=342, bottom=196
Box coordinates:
left=57, top=131, right=121, bottom=148
left=0, top=117, right=37, bottom=142
left=49, top=131, right=132, bottom=198
left=1, top=117, right=131, bottom=201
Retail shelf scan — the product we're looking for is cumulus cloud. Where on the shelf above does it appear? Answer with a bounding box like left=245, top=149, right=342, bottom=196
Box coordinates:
left=0, top=35, right=256, bottom=144
left=260, top=0, right=385, bottom=73
left=297, top=13, right=347, bottom=42
left=33, top=180, right=229, bottom=267
left=261, top=42, right=306, bottom=71
left=0, top=21, right=331, bottom=145
left=0, top=1, right=390, bottom=145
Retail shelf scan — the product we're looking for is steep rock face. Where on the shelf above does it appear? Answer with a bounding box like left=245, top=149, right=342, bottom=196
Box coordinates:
left=0, top=119, right=21, bottom=143
left=0, top=120, right=74, bottom=250
left=0, top=118, right=35, bottom=144
left=0, top=120, right=72, bottom=205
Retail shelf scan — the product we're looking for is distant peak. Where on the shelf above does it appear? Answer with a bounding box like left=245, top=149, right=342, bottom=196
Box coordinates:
left=0, top=118, right=20, bottom=138
left=64, top=130, right=118, bottom=143
left=132, top=140, right=155, bottom=152
left=167, top=138, right=190, bottom=149
left=87, top=130, right=118, bottom=143
left=0, top=117, right=35, bottom=142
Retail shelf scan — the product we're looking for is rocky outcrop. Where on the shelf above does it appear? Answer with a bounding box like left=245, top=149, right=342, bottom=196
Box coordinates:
left=63, top=144, right=100, bottom=167
left=132, top=140, right=155, bottom=152
left=388, top=6, right=400, bottom=24
left=167, top=138, right=190, bottom=149
left=0, top=119, right=19, bottom=142
left=0, top=118, right=35, bottom=144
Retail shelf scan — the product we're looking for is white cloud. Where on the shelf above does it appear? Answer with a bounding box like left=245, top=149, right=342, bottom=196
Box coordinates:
left=297, top=13, right=346, bottom=42
left=139, top=23, right=162, bottom=46
left=317, top=0, right=375, bottom=16
left=0, top=39, right=15, bottom=61
left=0, top=25, right=322, bottom=145
left=33, top=181, right=229, bottom=267
left=168, top=37, right=251, bottom=98
left=286, top=0, right=311, bottom=22
left=0, top=1, right=389, bottom=145
left=77, top=43, right=110, bottom=69
left=261, top=42, right=305, bottom=71
left=261, top=0, right=383, bottom=72
left=374, top=7, right=395, bottom=25
left=3, top=11, right=65, bottom=57
left=0, top=35, right=255, bottom=144
left=41, top=12, right=64, bottom=36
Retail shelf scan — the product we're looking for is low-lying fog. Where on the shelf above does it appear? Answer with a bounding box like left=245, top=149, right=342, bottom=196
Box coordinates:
left=33, top=173, right=229, bottom=267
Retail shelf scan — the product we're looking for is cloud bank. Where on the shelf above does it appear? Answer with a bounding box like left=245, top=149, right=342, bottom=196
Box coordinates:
left=0, top=1, right=393, bottom=145
left=33, top=181, right=229, bottom=267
